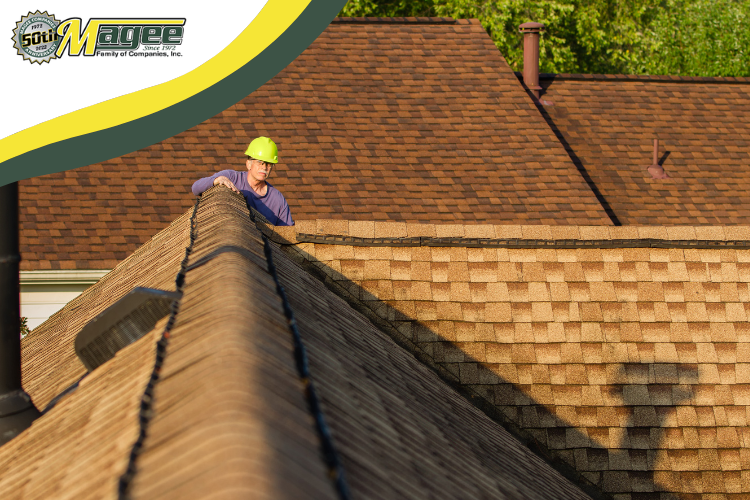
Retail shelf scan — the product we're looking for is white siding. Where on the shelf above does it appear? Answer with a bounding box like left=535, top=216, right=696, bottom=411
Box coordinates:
left=21, top=284, right=91, bottom=330
left=19, top=270, right=110, bottom=330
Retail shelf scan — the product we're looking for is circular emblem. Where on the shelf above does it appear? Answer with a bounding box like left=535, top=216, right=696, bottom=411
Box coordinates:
left=12, top=11, right=60, bottom=64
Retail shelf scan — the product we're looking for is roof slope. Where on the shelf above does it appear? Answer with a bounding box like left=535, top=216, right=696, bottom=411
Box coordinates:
left=280, top=219, right=750, bottom=499
left=1, top=188, right=591, bottom=499
left=538, top=74, right=750, bottom=225
left=19, top=163, right=191, bottom=270
left=271, top=234, right=591, bottom=499
left=20, top=18, right=611, bottom=270
left=3, top=193, right=333, bottom=500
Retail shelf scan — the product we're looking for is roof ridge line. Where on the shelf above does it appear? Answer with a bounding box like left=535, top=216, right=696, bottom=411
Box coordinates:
left=254, top=220, right=750, bottom=246
left=118, top=195, right=200, bottom=497
left=333, top=16, right=457, bottom=24
left=295, top=233, right=750, bottom=249
left=534, top=72, right=750, bottom=84
left=262, top=235, right=352, bottom=499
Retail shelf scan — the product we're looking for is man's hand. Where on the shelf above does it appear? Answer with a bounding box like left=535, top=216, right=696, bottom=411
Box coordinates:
left=213, top=175, right=240, bottom=194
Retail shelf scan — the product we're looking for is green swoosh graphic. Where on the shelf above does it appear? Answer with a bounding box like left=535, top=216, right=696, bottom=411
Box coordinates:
left=0, top=0, right=347, bottom=186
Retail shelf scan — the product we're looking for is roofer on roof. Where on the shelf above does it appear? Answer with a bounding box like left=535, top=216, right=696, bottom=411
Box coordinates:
left=191, top=137, right=294, bottom=226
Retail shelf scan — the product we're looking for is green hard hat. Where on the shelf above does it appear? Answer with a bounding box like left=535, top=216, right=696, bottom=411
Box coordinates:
left=244, top=137, right=278, bottom=163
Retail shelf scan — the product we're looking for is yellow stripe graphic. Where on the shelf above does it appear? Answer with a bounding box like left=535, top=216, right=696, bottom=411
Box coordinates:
left=1, top=0, right=310, bottom=165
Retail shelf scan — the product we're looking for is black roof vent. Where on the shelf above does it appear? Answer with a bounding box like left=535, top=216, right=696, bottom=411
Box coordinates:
left=74, top=287, right=180, bottom=372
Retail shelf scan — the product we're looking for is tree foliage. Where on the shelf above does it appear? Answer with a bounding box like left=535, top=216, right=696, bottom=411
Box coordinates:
left=20, top=317, right=30, bottom=338
left=338, top=0, right=750, bottom=76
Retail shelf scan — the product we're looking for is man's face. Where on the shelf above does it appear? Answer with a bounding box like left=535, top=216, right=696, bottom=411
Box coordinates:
left=246, top=157, right=273, bottom=183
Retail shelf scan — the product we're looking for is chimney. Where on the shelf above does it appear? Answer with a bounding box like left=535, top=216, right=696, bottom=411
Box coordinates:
left=519, top=22, right=545, bottom=99
left=0, top=182, right=40, bottom=446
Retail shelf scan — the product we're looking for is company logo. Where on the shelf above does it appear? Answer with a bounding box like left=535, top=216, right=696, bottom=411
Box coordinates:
left=12, top=11, right=61, bottom=64
left=12, top=12, right=185, bottom=64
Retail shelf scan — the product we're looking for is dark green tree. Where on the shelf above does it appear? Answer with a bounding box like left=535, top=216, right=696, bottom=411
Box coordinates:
left=20, top=317, right=30, bottom=338
left=339, top=0, right=750, bottom=77
left=636, top=0, right=750, bottom=76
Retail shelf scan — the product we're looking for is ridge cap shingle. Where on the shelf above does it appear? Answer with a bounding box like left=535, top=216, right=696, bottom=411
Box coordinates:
left=535, top=72, right=750, bottom=84
left=332, top=16, right=456, bottom=24
left=262, top=220, right=750, bottom=243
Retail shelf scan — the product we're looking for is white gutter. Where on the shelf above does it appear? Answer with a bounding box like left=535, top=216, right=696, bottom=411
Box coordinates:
left=20, top=270, right=110, bottom=285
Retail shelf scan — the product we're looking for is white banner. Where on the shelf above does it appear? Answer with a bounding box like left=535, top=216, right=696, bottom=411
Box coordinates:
left=0, top=1, right=268, bottom=141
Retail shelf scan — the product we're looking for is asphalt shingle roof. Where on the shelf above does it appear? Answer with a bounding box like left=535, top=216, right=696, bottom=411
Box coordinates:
left=2, top=188, right=592, bottom=499
left=537, top=73, right=750, bottom=225
left=277, top=218, right=750, bottom=499
left=8, top=16, right=750, bottom=500
left=19, top=18, right=612, bottom=270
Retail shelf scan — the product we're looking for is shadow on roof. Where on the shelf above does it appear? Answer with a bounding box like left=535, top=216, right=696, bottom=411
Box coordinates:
left=282, top=243, right=708, bottom=499
left=2, top=188, right=592, bottom=500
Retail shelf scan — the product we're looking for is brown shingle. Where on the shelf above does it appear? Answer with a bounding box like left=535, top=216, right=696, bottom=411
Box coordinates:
left=20, top=20, right=611, bottom=270
left=539, top=74, right=750, bottom=225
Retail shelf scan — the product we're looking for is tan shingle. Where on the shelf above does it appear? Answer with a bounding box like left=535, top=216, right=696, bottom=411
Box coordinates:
left=290, top=219, right=750, bottom=498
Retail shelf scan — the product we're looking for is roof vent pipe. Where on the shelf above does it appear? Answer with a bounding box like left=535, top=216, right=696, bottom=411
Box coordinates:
left=519, top=22, right=545, bottom=99
left=647, top=139, right=669, bottom=179
left=0, top=182, right=40, bottom=446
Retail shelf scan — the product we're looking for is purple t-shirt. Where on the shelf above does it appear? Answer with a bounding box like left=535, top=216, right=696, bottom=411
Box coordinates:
left=191, top=170, right=294, bottom=226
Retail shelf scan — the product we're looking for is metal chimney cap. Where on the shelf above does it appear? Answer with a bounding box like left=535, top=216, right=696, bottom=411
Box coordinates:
left=519, top=22, right=545, bottom=33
